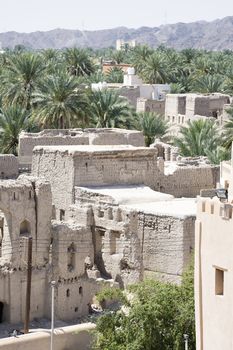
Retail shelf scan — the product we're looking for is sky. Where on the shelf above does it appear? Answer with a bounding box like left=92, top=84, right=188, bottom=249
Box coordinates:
left=0, top=0, right=233, bottom=33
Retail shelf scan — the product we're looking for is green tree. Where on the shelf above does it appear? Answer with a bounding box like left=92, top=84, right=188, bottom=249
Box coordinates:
left=222, top=107, right=233, bottom=149
left=131, top=45, right=153, bottom=72
left=32, top=70, right=88, bottom=129
left=105, top=67, right=124, bottom=83
left=0, top=52, right=46, bottom=109
left=64, top=48, right=95, bottom=77
left=112, top=50, right=125, bottom=64
left=141, top=52, right=168, bottom=84
left=191, top=74, right=224, bottom=93
left=93, top=261, right=195, bottom=350
left=0, top=105, right=32, bottom=155
left=174, top=119, right=221, bottom=160
left=88, top=89, right=132, bottom=128
left=135, top=112, right=168, bottom=146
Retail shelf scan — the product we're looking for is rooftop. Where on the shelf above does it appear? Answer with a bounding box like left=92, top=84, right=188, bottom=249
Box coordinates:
left=33, top=145, right=156, bottom=156
left=77, top=185, right=196, bottom=218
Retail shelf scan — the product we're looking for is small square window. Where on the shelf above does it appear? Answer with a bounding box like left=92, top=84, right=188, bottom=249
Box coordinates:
left=215, top=268, right=224, bottom=295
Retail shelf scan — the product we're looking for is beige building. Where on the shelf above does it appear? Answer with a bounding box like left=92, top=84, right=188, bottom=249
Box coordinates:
left=165, top=93, right=230, bottom=126
left=195, top=149, right=233, bottom=350
left=0, top=128, right=220, bottom=329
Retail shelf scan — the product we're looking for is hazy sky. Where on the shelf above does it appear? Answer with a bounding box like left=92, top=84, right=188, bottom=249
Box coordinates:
left=0, top=0, right=233, bottom=33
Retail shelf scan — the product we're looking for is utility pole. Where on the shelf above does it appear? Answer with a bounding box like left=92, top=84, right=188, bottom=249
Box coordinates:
left=50, top=281, right=56, bottom=350
left=184, top=334, right=189, bottom=350
left=24, top=237, right=32, bottom=334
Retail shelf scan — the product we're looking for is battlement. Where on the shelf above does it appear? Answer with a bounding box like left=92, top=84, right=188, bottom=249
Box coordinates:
left=197, top=197, right=233, bottom=220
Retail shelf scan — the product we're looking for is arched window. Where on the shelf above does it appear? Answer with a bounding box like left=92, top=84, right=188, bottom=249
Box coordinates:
left=20, top=220, right=31, bottom=236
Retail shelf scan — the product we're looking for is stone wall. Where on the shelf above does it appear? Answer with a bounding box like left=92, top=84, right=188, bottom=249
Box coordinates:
left=0, top=155, right=18, bottom=179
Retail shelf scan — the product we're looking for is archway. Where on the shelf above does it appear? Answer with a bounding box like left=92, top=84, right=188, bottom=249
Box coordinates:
left=20, top=220, right=31, bottom=236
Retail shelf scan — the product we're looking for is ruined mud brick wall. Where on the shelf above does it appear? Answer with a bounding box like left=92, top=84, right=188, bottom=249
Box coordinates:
left=19, top=128, right=145, bottom=166
left=50, top=221, right=99, bottom=320
left=137, top=98, right=165, bottom=115
left=74, top=187, right=143, bottom=287
left=0, top=155, right=19, bottom=179
left=74, top=187, right=194, bottom=285
left=138, top=212, right=195, bottom=283
left=118, top=86, right=140, bottom=107
left=0, top=176, right=52, bottom=323
left=32, top=145, right=159, bottom=216
left=165, top=94, right=186, bottom=118
left=18, top=130, right=89, bottom=166
left=161, top=165, right=220, bottom=197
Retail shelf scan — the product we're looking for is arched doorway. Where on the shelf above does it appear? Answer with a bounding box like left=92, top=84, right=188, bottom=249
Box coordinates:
left=20, top=220, right=31, bottom=236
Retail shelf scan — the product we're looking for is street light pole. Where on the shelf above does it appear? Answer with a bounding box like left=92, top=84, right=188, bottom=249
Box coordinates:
left=184, top=334, right=189, bottom=350
left=50, top=281, right=56, bottom=350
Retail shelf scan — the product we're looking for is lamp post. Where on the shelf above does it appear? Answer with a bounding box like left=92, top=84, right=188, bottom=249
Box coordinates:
left=183, top=334, right=189, bottom=350
left=50, top=281, right=56, bottom=350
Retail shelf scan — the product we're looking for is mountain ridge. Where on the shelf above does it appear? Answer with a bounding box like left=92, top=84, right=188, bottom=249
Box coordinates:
left=1, top=16, right=233, bottom=50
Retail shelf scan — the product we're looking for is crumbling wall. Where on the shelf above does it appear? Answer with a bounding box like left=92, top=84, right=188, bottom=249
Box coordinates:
left=136, top=98, right=165, bottom=115
left=139, top=213, right=195, bottom=283
left=119, top=86, right=140, bottom=107
left=0, top=155, right=19, bottom=179
left=165, top=94, right=186, bottom=118
left=0, top=175, right=52, bottom=323
left=161, top=165, right=220, bottom=197
left=19, top=128, right=145, bottom=166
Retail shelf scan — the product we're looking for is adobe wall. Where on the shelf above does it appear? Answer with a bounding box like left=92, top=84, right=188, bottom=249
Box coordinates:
left=0, top=176, right=52, bottom=323
left=74, top=187, right=195, bottom=285
left=32, top=146, right=159, bottom=214
left=118, top=86, right=140, bottom=107
left=165, top=94, right=186, bottom=117
left=140, top=213, right=195, bottom=283
left=0, top=323, right=95, bottom=350
left=136, top=98, right=165, bottom=115
left=19, top=128, right=145, bottom=167
left=186, top=95, right=210, bottom=118
left=0, top=155, right=18, bottom=179
left=161, top=165, right=220, bottom=197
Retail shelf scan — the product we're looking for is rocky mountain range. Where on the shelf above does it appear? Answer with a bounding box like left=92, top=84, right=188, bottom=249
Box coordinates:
left=1, top=16, right=233, bottom=50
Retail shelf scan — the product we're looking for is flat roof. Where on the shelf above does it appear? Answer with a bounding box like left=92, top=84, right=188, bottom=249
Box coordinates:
left=124, top=198, right=196, bottom=218
left=79, top=185, right=173, bottom=205
left=33, top=145, right=156, bottom=156
left=77, top=185, right=196, bottom=218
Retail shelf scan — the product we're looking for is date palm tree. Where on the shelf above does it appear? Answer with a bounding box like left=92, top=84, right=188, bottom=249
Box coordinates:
left=0, top=105, right=32, bottom=155
left=32, top=70, right=88, bottom=129
left=174, top=119, right=221, bottom=158
left=0, top=52, right=46, bottom=109
left=63, top=48, right=95, bottom=77
left=88, top=89, right=132, bottom=128
left=141, top=52, right=168, bottom=84
left=191, top=74, right=224, bottom=93
left=135, top=112, right=168, bottom=146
